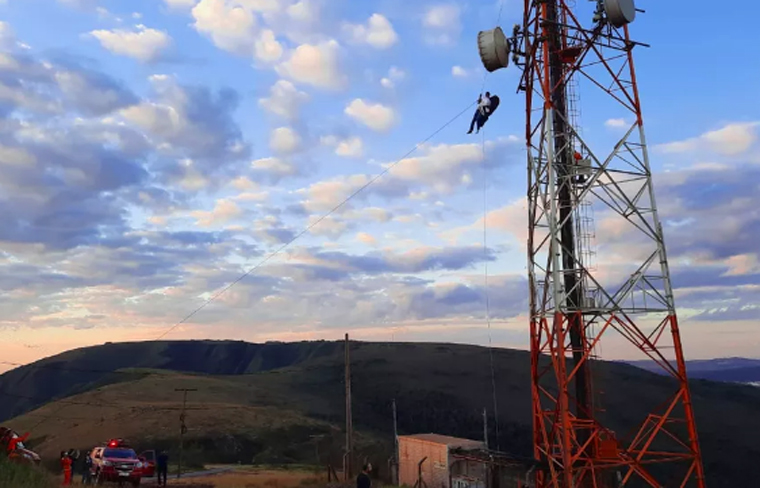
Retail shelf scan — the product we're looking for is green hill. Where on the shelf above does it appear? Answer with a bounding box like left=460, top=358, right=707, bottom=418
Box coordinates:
left=2, top=340, right=760, bottom=487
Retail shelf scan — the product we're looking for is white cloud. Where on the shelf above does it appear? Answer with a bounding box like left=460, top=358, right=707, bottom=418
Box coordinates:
left=89, top=25, right=172, bottom=62
left=192, top=0, right=256, bottom=55
left=702, top=123, right=759, bottom=156
left=605, top=118, right=627, bottom=129
left=229, top=176, right=259, bottom=191
left=336, top=137, right=364, bottom=158
left=321, top=135, right=363, bottom=158
left=0, top=21, right=15, bottom=49
left=259, top=80, right=309, bottom=121
left=95, top=7, right=121, bottom=21
left=345, top=99, right=396, bottom=132
left=286, top=0, right=319, bottom=23
left=191, top=198, right=242, bottom=227
left=254, top=29, right=283, bottom=63
left=269, top=127, right=302, bottom=154
left=451, top=65, right=468, bottom=78
left=301, top=174, right=371, bottom=212
left=276, top=40, right=346, bottom=90
left=0, top=143, right=37, bottom=166
left=308, top=215, right=348, bottom=239
left=388, top=139, right=517, bottom=193
left=356, top=232, right=377, bottom=245
left=164, top=0, right=198, bottom=9
left=252, top=157, right=298, bottom=178
left=381, top=66, right=405, bottom=89
left=656, top=122, right=759, bottom=157
left=423, top=4, right=461, bottom=46
left=344, top=13, right=398, bottom=49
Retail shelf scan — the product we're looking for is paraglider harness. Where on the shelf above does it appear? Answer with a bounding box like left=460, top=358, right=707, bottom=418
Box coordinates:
left=481, top=95, right=500, bottom=120
left=470, top=94, right=500, bottom=133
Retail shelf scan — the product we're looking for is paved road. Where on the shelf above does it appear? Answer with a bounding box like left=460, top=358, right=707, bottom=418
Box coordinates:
left=142, top=467, right=234, bottom=484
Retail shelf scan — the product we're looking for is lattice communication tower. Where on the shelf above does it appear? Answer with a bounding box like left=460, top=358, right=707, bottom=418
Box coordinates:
left=478, top=0, right=707, bottom=486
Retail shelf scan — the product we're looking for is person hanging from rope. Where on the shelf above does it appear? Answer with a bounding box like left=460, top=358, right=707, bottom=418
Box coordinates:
left=467, top=92, right=500, bottom=134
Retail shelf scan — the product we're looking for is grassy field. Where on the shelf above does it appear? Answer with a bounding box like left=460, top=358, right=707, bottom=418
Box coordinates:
left=166, top=468, right=327, bottom=488
left=0, top=457, right=55, bottom=488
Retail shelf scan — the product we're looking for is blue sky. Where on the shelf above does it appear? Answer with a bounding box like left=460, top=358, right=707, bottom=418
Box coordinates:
left=1, top=0, right=759, bottom=370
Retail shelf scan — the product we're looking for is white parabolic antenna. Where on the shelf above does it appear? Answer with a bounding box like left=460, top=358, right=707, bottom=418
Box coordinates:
left=604, top=0, right=636, bottom=27
left=478, top=27, right=510, bottom=73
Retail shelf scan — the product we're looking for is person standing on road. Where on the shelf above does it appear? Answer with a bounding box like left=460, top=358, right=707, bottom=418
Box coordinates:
left=156, top=450, right=169, bottom=487
left=81, top=451, right=93, bottom=485
left=61, top=451, right=73, bottom=486
left=357, top=463, right=372, bottom=488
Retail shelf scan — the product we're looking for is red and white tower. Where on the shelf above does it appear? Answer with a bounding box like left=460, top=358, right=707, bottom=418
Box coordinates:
left=479, top=1, right=707, bottom=486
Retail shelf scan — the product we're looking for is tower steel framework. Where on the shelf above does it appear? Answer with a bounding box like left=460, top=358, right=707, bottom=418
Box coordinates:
left=512, top=1, right=707, bottom=487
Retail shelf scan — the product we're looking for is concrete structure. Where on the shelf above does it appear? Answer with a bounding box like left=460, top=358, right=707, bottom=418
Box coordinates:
left=398, top=434, right=486, bottom=488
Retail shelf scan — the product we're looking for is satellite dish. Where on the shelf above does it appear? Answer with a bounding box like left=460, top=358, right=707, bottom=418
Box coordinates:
left=478, top=27, right=511, bottom=73
left=604, top=0, right=636, bottom=27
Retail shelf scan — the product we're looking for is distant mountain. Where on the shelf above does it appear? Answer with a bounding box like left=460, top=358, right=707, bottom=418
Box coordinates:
left=627, top=357, right=760, bottom=384
left=2, top=341, right=760, bottom=488
left=0, top=340, right=345, bottom=422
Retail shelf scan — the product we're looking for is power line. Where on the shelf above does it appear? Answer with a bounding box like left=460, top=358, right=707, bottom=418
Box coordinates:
left=154, top=102, right=477, bottom=341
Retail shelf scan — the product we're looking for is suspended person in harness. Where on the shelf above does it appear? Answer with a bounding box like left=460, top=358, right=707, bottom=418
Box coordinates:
left=467, top=92, right=500, bottom=134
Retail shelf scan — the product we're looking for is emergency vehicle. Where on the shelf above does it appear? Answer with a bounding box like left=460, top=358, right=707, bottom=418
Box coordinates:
left=89, top=438, right=145, bottom=486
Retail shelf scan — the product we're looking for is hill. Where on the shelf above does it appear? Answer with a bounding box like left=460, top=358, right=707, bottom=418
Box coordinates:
left=2, top=341, right=760, bottom=487
left=0, top=340, right=345, bottom=422
left=627, top=357, right=760, bottom=384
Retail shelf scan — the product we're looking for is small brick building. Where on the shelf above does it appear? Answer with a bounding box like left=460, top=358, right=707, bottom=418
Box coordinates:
left=398, top=434, right=486, bottom=488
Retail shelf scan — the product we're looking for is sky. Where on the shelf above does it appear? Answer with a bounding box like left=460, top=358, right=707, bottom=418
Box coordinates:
left=0, top=0, right=759, bottom=372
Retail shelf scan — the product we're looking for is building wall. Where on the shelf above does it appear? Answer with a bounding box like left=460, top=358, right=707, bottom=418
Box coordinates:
left=399, top=438, right=450, bottom=488
left=449, top=458, right=487, bottom=488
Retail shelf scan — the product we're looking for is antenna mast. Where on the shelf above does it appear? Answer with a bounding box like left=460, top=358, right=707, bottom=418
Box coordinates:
left=478, top=0, right=707, bottom=486
left=344, top=333, right=353, bottom=481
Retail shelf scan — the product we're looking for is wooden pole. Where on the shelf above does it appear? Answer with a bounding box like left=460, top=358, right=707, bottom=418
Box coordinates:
left=344, top=334, right=353, bottom=481
left=393, top=399, right=399, bottom=485
left=175, top=388, right=197, bottom=479
left=483, top=407, right=489, bottom=450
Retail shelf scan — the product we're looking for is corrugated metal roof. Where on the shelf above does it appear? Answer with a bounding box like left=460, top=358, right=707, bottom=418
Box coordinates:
left=399, top=433, right=485, bottom=449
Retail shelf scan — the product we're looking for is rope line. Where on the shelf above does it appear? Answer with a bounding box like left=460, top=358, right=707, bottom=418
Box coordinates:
left=154, top=102, right=477, bottom=341
left=479, top=0, right=506, bottom=450
left=481, top=130, right=501, bottom=451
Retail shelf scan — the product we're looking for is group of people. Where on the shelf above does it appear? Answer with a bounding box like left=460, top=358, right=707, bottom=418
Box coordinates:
left=59, top=449, right=91, bottom=485
left=58, top=449, right=169, bottom=486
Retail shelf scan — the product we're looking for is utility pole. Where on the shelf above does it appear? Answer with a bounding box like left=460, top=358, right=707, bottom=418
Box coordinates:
left=392, top=399, right=398, bottom=453
left=344, top=333, right=353, bottom=482
left=392, top=399, right=399, bottom=485
left=482, top=408, right=489, bottom=450
left=175, top=388, right=196, bottom=480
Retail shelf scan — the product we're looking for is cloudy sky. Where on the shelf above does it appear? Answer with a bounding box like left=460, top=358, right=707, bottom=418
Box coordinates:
left=0, top=0, right=758, bottom=371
